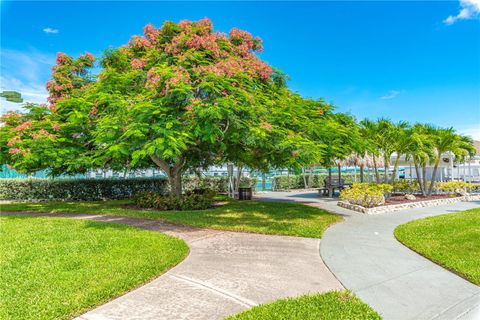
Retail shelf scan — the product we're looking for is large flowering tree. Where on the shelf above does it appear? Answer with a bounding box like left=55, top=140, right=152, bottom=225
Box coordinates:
left=1, top=18, right=330, bottom=195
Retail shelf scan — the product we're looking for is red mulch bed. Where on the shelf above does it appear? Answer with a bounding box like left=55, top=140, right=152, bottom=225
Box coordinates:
left=383, top=194, right=460, bottom=206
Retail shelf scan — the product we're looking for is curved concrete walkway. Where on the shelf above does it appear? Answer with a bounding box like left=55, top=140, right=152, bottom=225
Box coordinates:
left=258, top=191, right=480, bottom=320
left=1, top=211, right=342, bottom=320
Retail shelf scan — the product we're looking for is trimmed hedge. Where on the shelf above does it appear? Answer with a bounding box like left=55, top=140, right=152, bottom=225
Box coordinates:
left=183, top=176, right=256, bottom=193
left=0, top=178, right=168, bottom=201
left=272, top=173, right=387, bottom=190
left=0, top=176, right=257, bottom=201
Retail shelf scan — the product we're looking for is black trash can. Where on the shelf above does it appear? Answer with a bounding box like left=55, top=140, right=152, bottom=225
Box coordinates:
left=238, top=187, right=253, bottom=200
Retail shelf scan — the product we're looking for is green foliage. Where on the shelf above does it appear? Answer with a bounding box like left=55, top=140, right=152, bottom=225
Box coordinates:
left=133, top=189, right=216, bottom=210
left=340, top=183, right=393, bottom=208
left=392, top=180, right=420, bottom=194
left=226, top=290, right=382, bottom=320
left=0, top=178, right=168, bottom=201
left=0, top=216, right=188, bottom=320
left=434, top=181, right=474, bottom=194
left=0, top=19, right=332, bottom=196
left=2, top=200, right=342, bottom=238
left=183, top=175, right=255, bottom=192
left=0, top=91, right=23, bottom=103
left=395, top=208, right=480, bottom=285
left=0, top=176, right=256, bottom=201
left=271, top=173, right=386, bottom=190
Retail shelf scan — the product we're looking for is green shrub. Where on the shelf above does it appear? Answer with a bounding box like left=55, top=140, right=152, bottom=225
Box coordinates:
left=133, top=189, right=216, bottom=211
left=0, top=178, right=168, bottom=201
left=393, top=180, right=420, bottom=194
left=183, top=176, right=255, bottom=193
left=340, top=183, right=393, bottom=208
left=271, top=173, right=387, bottom=190
left=0, top=176, right=256, bottom=201
left=435, top=181, right=474, bottom=194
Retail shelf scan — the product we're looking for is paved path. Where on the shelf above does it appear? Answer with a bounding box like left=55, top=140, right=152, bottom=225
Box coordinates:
left=1, top=211, right=342, bottom=320
left=257, top=191, right=480, bottom=320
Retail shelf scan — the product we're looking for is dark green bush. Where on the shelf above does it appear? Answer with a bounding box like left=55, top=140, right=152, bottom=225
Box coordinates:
left=272, top=173, right=387, bottom=190
left=133, top=189, right=216, bottom=211
left=0, top=176, right=256, bottom=201
left=0, top=178, right=169, bottom=201
left=183, top=176, right=255, bottom=193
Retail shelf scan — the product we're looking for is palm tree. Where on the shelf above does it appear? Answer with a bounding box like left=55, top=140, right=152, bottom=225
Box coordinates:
left=426, top=128, right=475, bottom=195
left=389, top=121, right=411, bottom=184
left=360, top=118, right=398, bottom=183
left=359, top=119, right=382, bottom=183
left=406, top=124, right=434, bottom=196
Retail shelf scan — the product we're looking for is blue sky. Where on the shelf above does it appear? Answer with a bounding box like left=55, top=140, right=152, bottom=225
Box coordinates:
left=1, top=1, right=479, bottom=138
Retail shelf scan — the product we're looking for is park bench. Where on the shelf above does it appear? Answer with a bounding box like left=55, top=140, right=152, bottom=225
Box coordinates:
left=318, top=177, right=347, bottom=197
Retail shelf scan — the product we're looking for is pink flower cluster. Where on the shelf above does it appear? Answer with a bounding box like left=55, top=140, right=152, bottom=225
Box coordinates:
left=47, top=80, right=74, bottom=92
left=260, top=121, right=273, bottom=130
left=195, top=17, right=213, bottom=35
left=89, top=106, right=98, bottom=117
left=144, top=24, right=160, bottom=45
left=178, top=20, right=193, bottom=31
left=146, top=67, right=161, bottom=88
left=186, top=34, right=221, bottom=57
left=31, top=129, right=53, bottom=139
left=82, top=52, right=95, bottom=63
left=131, top=58, right=146, bottom=70
left=195, top=56, right=272, bottom=80
left=169, top=68, right=191, bottom=84
left=228, top=28, right=264, bottom=56
left=130, top=36, right=154, bottom=50
left=7, top=137, right=21, bottom=146
left=14, top=120, right=32, bottom=132
left=52, top=123, right=61, bottom=131
left=0, top=111, right=22, bottom=123
left=56, top=52, right=71, bottom=65
left=8, top=148, right=21, bottom=155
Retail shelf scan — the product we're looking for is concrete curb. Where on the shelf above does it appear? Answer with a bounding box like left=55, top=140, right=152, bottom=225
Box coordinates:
left=338, top=194, right=480, bottom=214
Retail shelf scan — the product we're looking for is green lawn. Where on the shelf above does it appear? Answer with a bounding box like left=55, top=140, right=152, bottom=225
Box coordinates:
left=1, top=199, right=342, bottom=238
left=394, top=208, right=480, bottom=285
left=225, top=291, right=382, bottom=320
left=0, top=216, right=188, bottom=320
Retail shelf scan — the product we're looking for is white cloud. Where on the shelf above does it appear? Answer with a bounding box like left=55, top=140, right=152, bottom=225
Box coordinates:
left=457, top=124, right=480, bottom=140
left=43, top=27, right=59, bottom=34
left=380, top=90, right=401, bottom=100
left=0, top=49, right=54, bottom=114
left=444, top=0, right=480, bottom=24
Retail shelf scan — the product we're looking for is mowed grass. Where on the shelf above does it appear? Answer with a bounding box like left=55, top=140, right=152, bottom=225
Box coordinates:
left=394, top=208, right=480, bottom=285
left=0, top=216, right=188, bottom=320
left=225, top=291, right=382, bottom=320
left=1, top=199, right=342, bottom=238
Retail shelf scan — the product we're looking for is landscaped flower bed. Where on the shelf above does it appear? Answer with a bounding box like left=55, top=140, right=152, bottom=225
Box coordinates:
left=338, top=181, right=479, bottom=214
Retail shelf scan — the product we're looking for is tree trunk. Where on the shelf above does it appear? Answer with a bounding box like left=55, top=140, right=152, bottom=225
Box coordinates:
left=262, top=172, right=266, bottom=191
left=422, top=165, right=428, bottom=195
left=287, top=170, right=291, bottom=191
left=390, top=157, right=400, bottom=185
left=169, top=170, right=182, bottom=197
left=414, top=160, right=426, bottom=196
left=328, top=167, right=332, bottom=197
left=428, top=158, right=440, bottom=195
left=302, top=167, right=308, bottom=189
left=235, top=165, right=243, bottom=197
left=384, top=156, right=389, bottom=184
left=309, top=166, right=313, bottom=188
left=150, top=155, right=184, bottom=197
left=373, top=156, right=380, bottom=183
left=338, top=164, right=342, bottom=182
left=360, top=164, right=364, bottom=182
